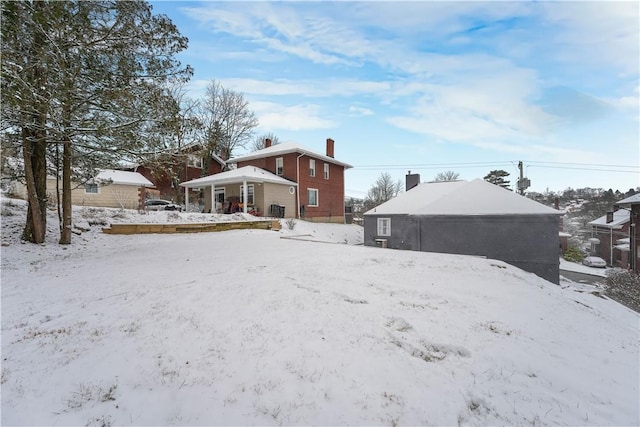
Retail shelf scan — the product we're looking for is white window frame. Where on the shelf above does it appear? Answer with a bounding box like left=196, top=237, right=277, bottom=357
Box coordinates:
left=309, top=159, right=316, bottom=177
left=84, top=183, right=99, bottom=194
left=377, top=218, right=391, bottom=236
left=323, top=163, right=330, bottom=180
left=240, top=184, right=254, bottom=205
left=276, top=157, right=283, bottom=176
left=188, top=154, right=203, bottom=168
left=307, top=188, right=318, bottom=207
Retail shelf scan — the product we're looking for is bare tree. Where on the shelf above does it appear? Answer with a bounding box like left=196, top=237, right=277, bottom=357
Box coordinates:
left=432, top=171, right=460, bottom=182
left=364, top=172, right=403, bottom=211
left=250, top=132, right=281, bottom=151
left=144, top=83, right=202, bottom=203
left=198, top=80, right=258, bottom=167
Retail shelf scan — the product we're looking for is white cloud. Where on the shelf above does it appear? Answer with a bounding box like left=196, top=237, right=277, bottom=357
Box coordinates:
left=251, top=101, right=335, bottom=131
left=217, top=78, right=390, bottom=98
left=539, top=2, right=640, bottom=75
left=349, top=106, right=374, bottom=116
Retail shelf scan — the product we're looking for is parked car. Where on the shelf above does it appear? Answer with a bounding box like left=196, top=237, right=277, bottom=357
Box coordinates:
left=582, top=256, right=607, bottom=268
left=145, top=199, right=182, bottom=212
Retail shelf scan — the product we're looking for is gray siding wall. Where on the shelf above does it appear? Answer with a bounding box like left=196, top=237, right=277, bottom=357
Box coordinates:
left=365, top=214, right=560, bottom=284
left=364, top=214, right=420, bottom=250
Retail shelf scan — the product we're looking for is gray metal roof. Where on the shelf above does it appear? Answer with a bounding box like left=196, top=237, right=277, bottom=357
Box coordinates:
left=364, top=179, right=562, bottom=216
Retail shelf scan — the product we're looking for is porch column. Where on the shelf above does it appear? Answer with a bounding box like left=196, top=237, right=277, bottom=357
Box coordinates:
left=242, top=179, right=248, bottom=214
left=210, top=184, right=215, bottom=213
left=184, top=186, right=189, bottom=212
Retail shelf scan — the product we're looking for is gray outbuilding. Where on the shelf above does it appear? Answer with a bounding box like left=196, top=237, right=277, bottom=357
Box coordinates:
left=363, top=178, right=563, bottom=284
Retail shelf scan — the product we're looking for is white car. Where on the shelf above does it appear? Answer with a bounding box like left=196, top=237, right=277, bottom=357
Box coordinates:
left=145, top=199, right=182, bottom=212
left=582, top=256, right=607, bottom=268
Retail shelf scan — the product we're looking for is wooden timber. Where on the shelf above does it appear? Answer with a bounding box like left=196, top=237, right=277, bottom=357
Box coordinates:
left=102, top=220, right=281, bottom=235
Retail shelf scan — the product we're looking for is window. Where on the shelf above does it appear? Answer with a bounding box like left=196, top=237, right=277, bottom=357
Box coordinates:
left=324, top=163, right=329, bottom=180
left=377, top=218, right=391, bottom=236
left=188, top=154, right=202, bottom=168
left=240, top=184, right=254, bottom=205
left=309, top=159, right=315, bottom=177
left=84, top=183, right=99, bottom=194
left=214, top=188, right=225, bottom=204
left=307, top=188, right=318, bottom=207
left=276, top=157, right=283, bottom=176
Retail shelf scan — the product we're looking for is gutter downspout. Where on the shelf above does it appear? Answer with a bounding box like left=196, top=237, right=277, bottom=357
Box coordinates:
left=610, top=227, right=613, bottom=267
left=296, top=152, right=306, bottom=219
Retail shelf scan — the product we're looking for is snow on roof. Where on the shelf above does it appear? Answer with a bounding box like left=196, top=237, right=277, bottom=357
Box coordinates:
left=228, top=141, right=353, bottom=169
left=559, top=232, right=572, bottom=237
left=364, top=179, right=562, bottom=216
left=180, top=166, right=298, bottom=188
left=588, top=209, right=630, bottom=229
left=615, top=193, right=640, bottom=207
left=95, top=169, right=153, bottom=187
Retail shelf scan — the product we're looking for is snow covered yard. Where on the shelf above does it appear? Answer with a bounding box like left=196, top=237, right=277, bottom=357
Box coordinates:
left=1, top=198, right=638, bottom=426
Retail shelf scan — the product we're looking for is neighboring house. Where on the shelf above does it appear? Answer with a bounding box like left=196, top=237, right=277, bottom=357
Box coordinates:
left=614, top=193, right=640, bottom=272
left=587, top=209, right=630, bottom=268
left=180, top=166, right=297, bottom=217
left=363, top=176, right=563, bottom=284
left=124, top=145, right=226, bottom=203
left=227, top=138, right=352, bottom=223
left=11, top=169, right=154, bottom=210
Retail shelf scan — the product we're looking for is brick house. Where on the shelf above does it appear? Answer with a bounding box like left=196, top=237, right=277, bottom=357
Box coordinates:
left=125, top=145, right=225, bottom=203
left=228, top=138, right=352, bottom=223
left=587, top=209, right=630, bottom=268
left=615, top=194, right=640, bottom=272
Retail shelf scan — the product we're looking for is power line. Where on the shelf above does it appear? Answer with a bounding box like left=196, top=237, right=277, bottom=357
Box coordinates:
left=526, top=165, right=639, bottom=173
left=351, top=159, right=639, bottom=173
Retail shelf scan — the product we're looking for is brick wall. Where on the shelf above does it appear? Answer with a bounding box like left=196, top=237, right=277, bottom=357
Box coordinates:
left=237, top=153, right=345, bottom=221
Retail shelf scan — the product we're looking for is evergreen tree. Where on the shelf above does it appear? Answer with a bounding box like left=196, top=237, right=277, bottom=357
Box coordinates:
left=483, top=170, right=511, bottom=190
left=1, top=0, right=192, bottom=244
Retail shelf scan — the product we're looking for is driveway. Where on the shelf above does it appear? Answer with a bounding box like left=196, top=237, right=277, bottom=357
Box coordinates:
left=560, top=270, right=605, bottom=285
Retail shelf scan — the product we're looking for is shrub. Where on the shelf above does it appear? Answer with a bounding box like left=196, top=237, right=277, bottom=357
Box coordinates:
left=285, top=218, right=296, bottom=230
left=563, top=245, right=584, bottom=263
left=604, top=270, right=640, bottom=313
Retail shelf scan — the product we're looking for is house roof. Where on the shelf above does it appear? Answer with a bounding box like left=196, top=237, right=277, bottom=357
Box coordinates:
left=364, top=179, right=562, bottom=216
left=588, top=209, right=630, bottom=229
left=228, top=141, right=353, bottom=169
left=615, top=193, right=640, bottom=207
left=179, top=166, right=298, bottom=188
left=95, top=169, right=154, bottom=187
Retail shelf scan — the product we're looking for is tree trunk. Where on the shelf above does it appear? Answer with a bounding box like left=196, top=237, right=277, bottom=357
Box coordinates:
left=21, top=127, right=47, bottom=243
left=59, top=136, right=72, bottom=244
left=20, top=1, right=49, bottom=244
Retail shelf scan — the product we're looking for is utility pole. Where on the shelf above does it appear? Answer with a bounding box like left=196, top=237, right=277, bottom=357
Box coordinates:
left=517, top=161, right=530, bottom=195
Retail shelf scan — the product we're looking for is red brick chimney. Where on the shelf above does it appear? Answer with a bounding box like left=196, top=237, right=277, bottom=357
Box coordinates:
left=265, top=138, right=272, bottom=148
left=326, top=138, right=334, bottom=158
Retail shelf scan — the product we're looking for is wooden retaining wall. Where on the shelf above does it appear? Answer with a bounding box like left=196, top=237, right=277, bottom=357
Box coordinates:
left=102, top=220, right=282, bottom=235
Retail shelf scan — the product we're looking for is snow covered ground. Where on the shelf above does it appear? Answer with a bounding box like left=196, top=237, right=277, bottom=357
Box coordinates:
left=559, top=258, right=610, bottom=278
left=1, top=197, right=638, bottom=426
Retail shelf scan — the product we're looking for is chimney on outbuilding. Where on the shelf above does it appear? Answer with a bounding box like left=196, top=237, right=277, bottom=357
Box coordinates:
left=406, top=171, right=420, bottom=191
left=265, top=138, right=272, bottom=148
left=326, top=138, right=334, bottom=158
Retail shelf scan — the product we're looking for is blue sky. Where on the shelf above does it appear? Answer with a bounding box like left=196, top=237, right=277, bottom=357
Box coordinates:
left=151, top=1, right=639, bottom=198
